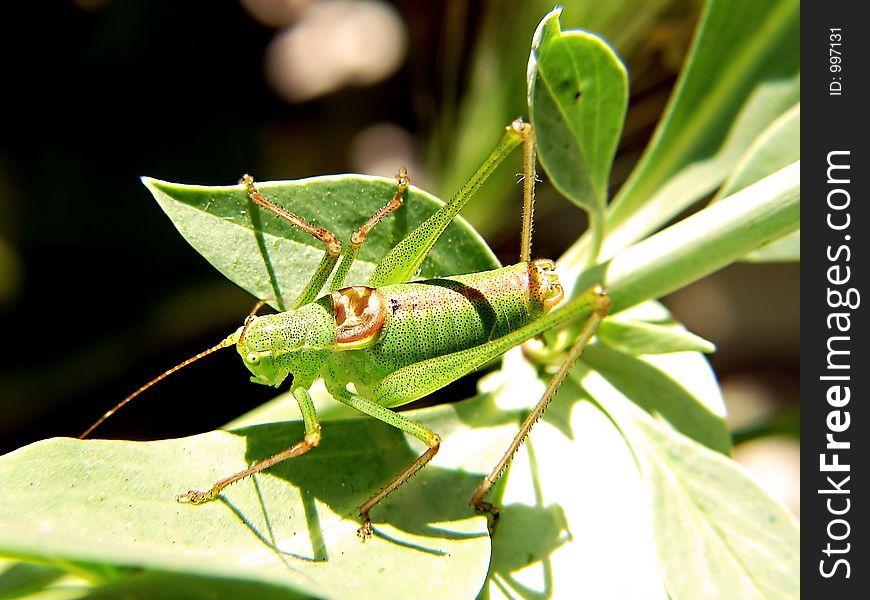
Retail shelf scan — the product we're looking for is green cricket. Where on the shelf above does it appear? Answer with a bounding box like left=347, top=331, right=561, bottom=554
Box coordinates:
left=80, top=118, right=610, bottom=540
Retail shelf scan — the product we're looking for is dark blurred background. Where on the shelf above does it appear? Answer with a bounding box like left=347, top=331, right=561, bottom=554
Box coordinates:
left=0, top=0, right=797, bottom=513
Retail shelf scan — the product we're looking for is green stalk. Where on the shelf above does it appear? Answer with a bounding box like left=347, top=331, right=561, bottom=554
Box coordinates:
left=561, top=161, right=799, bottom=311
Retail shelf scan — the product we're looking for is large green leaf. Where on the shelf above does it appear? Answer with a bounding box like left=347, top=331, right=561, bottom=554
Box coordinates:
left=475, top=337, right=723, bottom=598
left=590, top=381, right=799, bottom=599
left=144, top=176, right=500, bottom=311
left=222, top=347, right=674, bottom=599
left=471, top=301, right=728, bottom=597
left=0, top=405, right=494, bottom=599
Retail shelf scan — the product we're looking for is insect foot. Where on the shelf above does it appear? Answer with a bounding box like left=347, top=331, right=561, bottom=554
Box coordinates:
left=472, top=501, right=501, bottom=535
left=357, top=520, right=374, bottom=542
left=176, top=489, right=217, bottom=504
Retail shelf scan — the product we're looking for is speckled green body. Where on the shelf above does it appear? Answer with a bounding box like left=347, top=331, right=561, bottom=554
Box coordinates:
left=334, top=263, right=551, bottom=404
left=233, top=262, right=557, bottom=407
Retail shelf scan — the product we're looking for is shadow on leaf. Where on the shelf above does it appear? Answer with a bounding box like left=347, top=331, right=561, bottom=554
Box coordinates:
left=220, top=416, right=491, bottom=554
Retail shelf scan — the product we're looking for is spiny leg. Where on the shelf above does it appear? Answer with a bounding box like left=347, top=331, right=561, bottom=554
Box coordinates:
left=518, top=121, right=537, bottom=263
left=326, top=383, right=440, bottom=541
left=242, top=174, right=342, bottom=256
left=329, top=167, right=410, bottom=292
left=470, top=290, right=611, bottom=531
left=177, top=385, right=322, bottom=504
left=368, top=119, right=536, bottom=288
left=241, top=175, right=342, bottom=309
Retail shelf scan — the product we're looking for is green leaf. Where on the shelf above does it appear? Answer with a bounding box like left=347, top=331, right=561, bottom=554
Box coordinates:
left=72, top=571, right=312, bottom=599
left=582, top=344, right=730, bottom=454
left=143, top=176, right=499, bottom=310
left=0, top=557, right=86, bottom=598
left=742, top=230, right=799, bottom=262
left=715, top=104, right=800, bottom=201
left=562, top=0, right=799, bottom=266
left=528, top=8, right=628, bottom=220
left=713, top=104, right=800, bottom=262
left=0, top=408, right=492, bottom=599
left=476, top=355, right=668, bottom=598
left=429, top=289, right=770, bottom=599
left=224, top=367, right=670, bottom=598
left=0, top=557, right=307, bottom=600
left=599, top=314, right=716, bottom=355
left=577, top=299, right=728, bottom=453
left=592, top=389, right=799, bottom=599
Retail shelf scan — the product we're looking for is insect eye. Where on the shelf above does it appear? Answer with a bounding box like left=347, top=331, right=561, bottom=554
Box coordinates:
left=246, top=352, right=261, bottom=365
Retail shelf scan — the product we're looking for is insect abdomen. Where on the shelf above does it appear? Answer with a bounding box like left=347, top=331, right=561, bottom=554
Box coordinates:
left=336, top=261, right=562, bottom=390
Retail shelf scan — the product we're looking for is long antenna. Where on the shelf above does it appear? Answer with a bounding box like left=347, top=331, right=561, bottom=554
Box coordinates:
left=79, top=337, right=235, bottom=439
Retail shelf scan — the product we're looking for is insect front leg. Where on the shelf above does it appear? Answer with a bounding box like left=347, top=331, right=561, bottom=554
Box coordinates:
left=325, top=382, right=441, bottom=541
left=329, top=167, right=410, bottom=291
left=177, top=385, right=322, bottom=504
left=241, top=175, right=342, bottom=309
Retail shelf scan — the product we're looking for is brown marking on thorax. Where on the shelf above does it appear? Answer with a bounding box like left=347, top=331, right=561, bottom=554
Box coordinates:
left=331, top=286, right=387, bottom=348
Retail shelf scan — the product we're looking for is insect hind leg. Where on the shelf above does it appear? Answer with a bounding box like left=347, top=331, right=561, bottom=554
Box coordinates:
left=470, top=285, right=611, bottom=532
left=516, top=121, right=536, bottom=263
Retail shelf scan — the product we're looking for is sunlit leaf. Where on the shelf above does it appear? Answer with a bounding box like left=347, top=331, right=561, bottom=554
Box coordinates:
left=528, top=8, right=628, bottom=222
left=599, top=317, right=716, bottom=355
left=478, top=354, right=667, bottom=599
left=601, top=163, right=800, bottom=311
left=591, top=386, right=799, bottom=599
left=0, top=406, right=493, bottom=599
left=144, top=176, right=499, bottom=310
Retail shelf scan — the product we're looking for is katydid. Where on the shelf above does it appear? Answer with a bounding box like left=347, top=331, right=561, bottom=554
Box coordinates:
left=81, top=119, right=610, bottom=540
